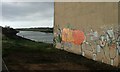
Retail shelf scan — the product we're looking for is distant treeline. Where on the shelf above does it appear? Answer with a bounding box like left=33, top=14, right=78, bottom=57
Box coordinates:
left=16, top=27, right=53, bottom=33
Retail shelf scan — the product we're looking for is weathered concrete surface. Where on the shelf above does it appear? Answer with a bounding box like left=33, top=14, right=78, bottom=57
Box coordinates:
left=54, top=2, right=119, bottom=66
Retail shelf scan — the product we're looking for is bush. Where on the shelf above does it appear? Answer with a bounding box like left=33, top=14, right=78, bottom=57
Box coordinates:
left=2, top=26, right=19, bottom=37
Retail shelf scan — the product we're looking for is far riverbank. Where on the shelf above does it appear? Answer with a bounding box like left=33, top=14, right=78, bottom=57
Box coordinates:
left=16, top=27, right=53, bottom=33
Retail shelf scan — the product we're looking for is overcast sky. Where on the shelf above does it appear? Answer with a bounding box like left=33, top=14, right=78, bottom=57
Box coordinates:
left=1, top=2, right=54, bottom=28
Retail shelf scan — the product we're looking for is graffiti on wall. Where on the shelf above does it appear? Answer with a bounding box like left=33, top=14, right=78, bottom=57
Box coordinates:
left=62, top=28, right=85, bottom=45
left=54, top=24, right=120, bottom=66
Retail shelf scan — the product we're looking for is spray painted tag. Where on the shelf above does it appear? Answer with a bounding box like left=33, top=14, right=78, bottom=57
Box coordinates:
left=93, top=54, right=96, bottom=60
left=110, top=59, right=114, bottom=66
left=82, top=51, right=85, bottom=56
left=97, top=45, right=101, bottom=53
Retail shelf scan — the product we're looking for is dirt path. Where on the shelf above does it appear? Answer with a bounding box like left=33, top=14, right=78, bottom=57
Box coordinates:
left=7, top=63, right=89, bottom=70
left=3, top=50, right=119, bottom=72
left=4, top=52, right=90, bottom=71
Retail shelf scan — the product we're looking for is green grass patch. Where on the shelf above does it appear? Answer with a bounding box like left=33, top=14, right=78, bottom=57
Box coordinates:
left=2, top=35, right=57, bottom=56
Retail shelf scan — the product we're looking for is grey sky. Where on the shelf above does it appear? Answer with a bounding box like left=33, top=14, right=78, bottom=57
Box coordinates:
left=1, top=2, right=54, bottom=28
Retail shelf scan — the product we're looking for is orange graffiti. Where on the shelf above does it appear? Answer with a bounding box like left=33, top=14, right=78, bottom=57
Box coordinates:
left=73, top=30, right=85, bottom=45
left=62, top=28, right=74, bottom=42
left=62, top=28, right=85, bottom=45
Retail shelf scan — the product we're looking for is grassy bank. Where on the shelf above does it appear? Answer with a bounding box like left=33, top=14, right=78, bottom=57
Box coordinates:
left=2, top=34, right=119, bottom=71
left=2, top=35, right=54, bottom=57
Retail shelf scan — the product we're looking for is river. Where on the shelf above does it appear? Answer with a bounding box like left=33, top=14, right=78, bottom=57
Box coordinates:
left=17, top=31, right=53, bottom=43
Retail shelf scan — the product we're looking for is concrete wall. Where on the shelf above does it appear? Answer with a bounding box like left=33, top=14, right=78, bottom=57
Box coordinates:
left=54, top=2, right=119, bottom=66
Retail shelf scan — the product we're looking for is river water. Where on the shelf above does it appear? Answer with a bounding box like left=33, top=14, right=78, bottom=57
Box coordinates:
left=17, top=31, right=53, bottom=43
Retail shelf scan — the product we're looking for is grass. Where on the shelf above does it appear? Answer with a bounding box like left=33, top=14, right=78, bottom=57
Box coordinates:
left=2, top=35, right=55, bottom=56
left=2, top=34, right=120, bottom=71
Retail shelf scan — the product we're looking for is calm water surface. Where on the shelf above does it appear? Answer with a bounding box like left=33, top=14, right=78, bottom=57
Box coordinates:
left=17, top=31, right=53, bottom=43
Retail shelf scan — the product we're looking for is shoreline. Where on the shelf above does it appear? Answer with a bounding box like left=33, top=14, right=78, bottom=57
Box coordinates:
left=17, top=30, right=53, bottom=33
left=17, top=35, right=52, bottom=44
left=16, top=28, right=53, bottom=33
left=16, top=31, right=53, bottom=44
